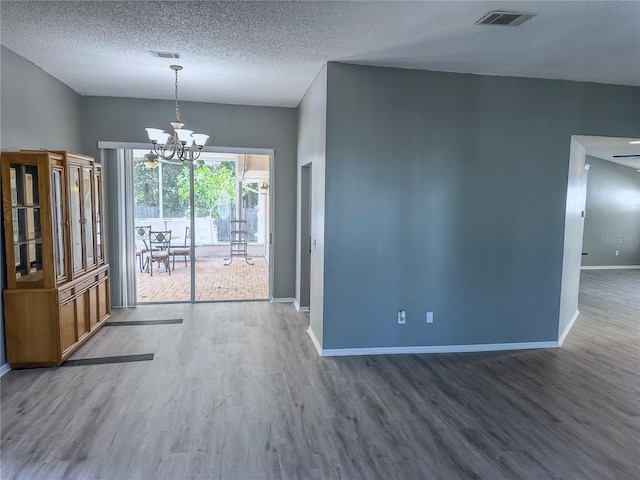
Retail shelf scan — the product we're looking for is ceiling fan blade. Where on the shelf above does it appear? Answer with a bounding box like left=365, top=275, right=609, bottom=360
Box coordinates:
left=612, top=154, right=640, bottom=158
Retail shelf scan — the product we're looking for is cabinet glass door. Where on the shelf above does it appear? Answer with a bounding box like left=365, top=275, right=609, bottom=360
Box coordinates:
left=69, top=166, right=83, bottom=273
left=10, top=164, right=43, bottom=283
left=52, top=167, right=66, bottom=281
left=94, top=170, right=103, bottom=263
left=83, top=167, right=95, bottom=268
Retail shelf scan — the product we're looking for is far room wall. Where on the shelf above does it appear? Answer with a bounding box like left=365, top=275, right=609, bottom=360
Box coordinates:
left=79, top=95, right=298, bottom=300
left=582, top=155, right=640, bottom=267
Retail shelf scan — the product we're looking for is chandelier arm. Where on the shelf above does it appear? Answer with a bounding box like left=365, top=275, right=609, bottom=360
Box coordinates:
left=178, top=146, right=189, bottom=161
left=157, top=141, right=177, bottom=161
left=151, top=143, right=162, bottom=158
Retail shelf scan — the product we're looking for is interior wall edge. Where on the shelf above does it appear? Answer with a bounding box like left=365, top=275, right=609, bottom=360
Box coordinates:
left=558, top=309, right=580, bottom=346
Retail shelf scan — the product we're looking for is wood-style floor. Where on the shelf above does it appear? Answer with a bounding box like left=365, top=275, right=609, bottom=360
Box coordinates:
left=1, top=270, right=639, bottom=479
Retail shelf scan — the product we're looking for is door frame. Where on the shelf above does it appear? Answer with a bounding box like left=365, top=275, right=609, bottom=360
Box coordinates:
left=299, top=163, right=312, bottom=311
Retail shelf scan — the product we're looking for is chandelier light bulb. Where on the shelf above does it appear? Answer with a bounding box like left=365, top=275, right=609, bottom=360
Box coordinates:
left=192, top=134, right=209, bottom=148
left=157, top=132, right=171, bottom=145
left=145, top=128, right=164, bottom=142
left=175, top=129, right=194, bottom=143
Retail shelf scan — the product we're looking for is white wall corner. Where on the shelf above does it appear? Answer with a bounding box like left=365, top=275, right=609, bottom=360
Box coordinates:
left=307, top=327, right=323, bottom=356
left=558, top=137, right=587, bottom=352
left=0, top=363, right=11, bottom=377
left=559, top=309, right=580, bottom=346
left=293, top=299, right=310, bottom=312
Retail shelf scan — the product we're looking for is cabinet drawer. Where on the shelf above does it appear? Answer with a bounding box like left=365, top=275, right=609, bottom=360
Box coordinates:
left=59, top=288, right=73, bottom=304
left=70, top=268, right=108, bottom=295
left=74, top=278, right=95, bottom=294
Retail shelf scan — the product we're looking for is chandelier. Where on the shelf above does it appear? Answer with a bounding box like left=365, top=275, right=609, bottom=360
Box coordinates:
left=145, top=65, right=209, bottom=162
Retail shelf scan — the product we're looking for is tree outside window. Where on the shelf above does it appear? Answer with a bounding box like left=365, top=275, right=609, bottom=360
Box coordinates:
left=177, top=160, right=236, bottom=219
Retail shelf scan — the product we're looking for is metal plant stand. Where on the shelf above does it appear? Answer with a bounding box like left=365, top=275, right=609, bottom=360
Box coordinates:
left=225, top=219, right=253, bottom=265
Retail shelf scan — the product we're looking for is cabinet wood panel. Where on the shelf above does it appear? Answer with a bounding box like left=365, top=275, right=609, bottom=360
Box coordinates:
left=59, top=299, right=76, bottom=352
left=98, top=278, right=109, bottom=323
left=4, top=290, right=59, bottom=366
left=75, top=291, right=88, bottom=340
left=88, top=283, right=99, bottom=329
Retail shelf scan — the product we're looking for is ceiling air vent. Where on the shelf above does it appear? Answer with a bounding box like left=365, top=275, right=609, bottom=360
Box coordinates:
left=149, top=51, right=181, bottom=59
left=476, top=11, right=535, bottom=26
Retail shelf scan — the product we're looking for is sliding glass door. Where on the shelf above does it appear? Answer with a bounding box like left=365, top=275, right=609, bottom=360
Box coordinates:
left=133, top=151, right=190, bottom=302
left=191, top=155, right=235, bottom=301
left=132, top=149, right=270, bottom=303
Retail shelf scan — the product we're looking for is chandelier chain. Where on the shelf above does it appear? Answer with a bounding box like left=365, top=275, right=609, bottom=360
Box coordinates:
left=175, top=68, right=180, bottom=122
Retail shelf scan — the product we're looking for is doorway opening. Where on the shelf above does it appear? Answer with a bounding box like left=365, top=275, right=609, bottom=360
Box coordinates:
left=132, top=150, right=271, bottom=303
left=559, top=135, right=640, bottom=344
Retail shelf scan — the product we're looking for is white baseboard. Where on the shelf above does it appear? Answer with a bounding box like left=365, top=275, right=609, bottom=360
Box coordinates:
left=293, top=299, right=310, bottom=312
left=581, top=265, right=640, bottom=270
left=559, top=309, right=580, bottom=346
left=307, top=327, right=323, bottom=356
left=271, top=297, right=295, bottom=303
left=0, top=363, right=11, bottom=377
left=314, top=340, right=559, bottom=357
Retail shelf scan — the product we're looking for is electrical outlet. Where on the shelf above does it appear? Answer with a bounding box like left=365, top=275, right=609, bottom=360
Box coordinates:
left=426, top=312, right=434, bottom=324
left=615, top=250, right=619, bottom=256
left=398, top=310, right=406, bottom=325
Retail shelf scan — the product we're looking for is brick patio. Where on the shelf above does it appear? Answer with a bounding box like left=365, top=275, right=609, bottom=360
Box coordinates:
left=136, top=255, right=269, bottom=303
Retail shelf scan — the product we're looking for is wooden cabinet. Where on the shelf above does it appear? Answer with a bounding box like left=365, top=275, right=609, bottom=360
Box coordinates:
left=1, top=151, right=110, bottom=368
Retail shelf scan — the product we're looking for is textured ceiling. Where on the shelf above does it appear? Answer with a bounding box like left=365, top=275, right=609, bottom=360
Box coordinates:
left=1, top=1, right=639, bottom=107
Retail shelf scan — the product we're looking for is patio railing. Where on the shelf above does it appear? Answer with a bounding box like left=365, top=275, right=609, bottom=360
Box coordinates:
left=135, top=208, right=260, bottom=244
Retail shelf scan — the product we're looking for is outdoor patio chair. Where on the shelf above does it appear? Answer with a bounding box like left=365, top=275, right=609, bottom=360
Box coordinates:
left=146, top=230, right=172, bottom=276
left=134, top=225, right=152, bottom=272
left=170, top=226, right=192, bottom=269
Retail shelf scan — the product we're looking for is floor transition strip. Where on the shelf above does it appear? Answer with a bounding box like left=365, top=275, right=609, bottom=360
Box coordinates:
left=104, top=319, right=183, bottom=326
left=62, top=353, right=154, bottom=367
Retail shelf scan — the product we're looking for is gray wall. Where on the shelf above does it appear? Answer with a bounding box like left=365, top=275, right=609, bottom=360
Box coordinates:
left=296, top=66, right=327, bottom=346
left=0, top=45, right=83, bottom=367
left=80, top=96, right=298, bottom=298
left=582, top=155, right=640, bottom=266
left=1, top=46, right=82, bottom=152
left=322, top=62, right=640, bottom=350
